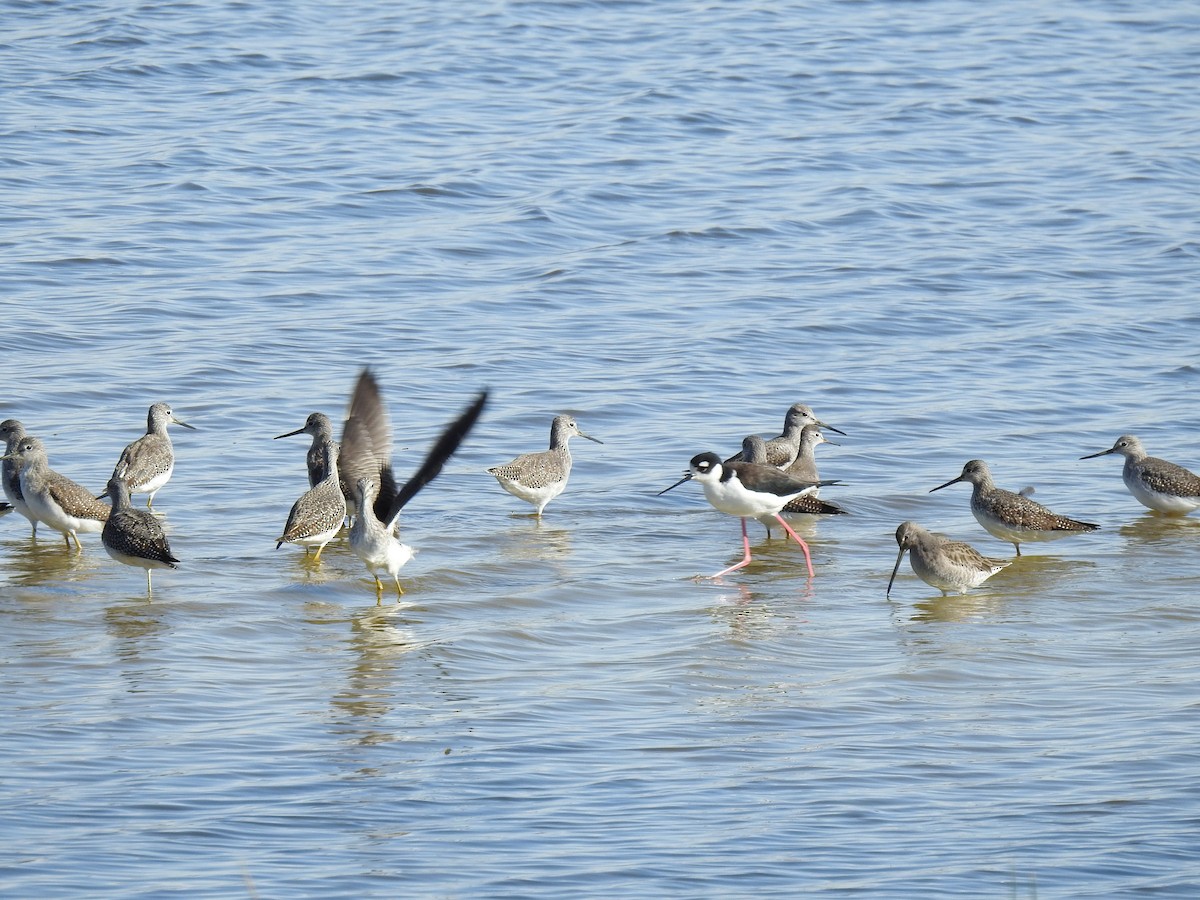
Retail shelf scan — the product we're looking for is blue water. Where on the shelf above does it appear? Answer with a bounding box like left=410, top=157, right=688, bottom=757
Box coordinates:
left=3, top=1, right=1200, bottom=896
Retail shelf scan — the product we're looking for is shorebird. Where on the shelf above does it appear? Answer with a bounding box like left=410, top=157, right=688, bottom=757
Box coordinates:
left=1081, top=435, right=1200, bottom=515
left=740, top=435, right=844, bottom=536
left=275, top=371, right=397, bottom=519
left=724, top=402, right=846, bottom=469
left=100, top=475, right=178, bottom=593
left=658, top=452, right=836, bottom=578
left=781, top=425, right=846, bottom=517
left=0, top=419, right=37, bottom=536
left=111, top=402, right=196, bottom=508
left=274, top=412, right=336, bottom=488
left=348, top=390, right=488, bottom=601
left=488, top=414, right=602, bottom=516
left=276, top=436, right=346, bottom=561
left=886, top=521, right=1011, bottom=597
left=930, top=459, right=1099, bottom=556
left=5, top=435, right=109, bottom=550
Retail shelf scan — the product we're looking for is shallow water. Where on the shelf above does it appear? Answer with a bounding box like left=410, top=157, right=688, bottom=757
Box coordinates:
left=3, top=1, right=1200, bottom=896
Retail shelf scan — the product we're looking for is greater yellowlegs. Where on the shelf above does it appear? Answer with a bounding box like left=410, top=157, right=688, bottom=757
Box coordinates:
left=0, top=419, right=37, bottom=536
left=111, top=402, right=196, bottom=508
left=100, top=475, right=178, bottom=593
left=724, top=403, right=845, bottom=468
left=930, top=459, right=1099, bottom=555
left=274, top=412, right=337, bottom=488
left=886, top=521, right=1011, bottom=598
left=488, top=414, right=602, bottom=516
left=1081, top=435, right=1200, bottom=515
left=781, top=425, right=846, bottom=516
left=658, top=452, right=836, bottom=578
left=276, top=437, right=347, bottom=561
left=349, top=390, right=487, bottom=601
left=275, top=371, right=397, bottom=519
left=4, top=435, right=109, bottom=550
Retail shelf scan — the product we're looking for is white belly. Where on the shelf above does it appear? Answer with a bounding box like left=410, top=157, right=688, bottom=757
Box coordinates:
left=1126, top=473, right=1200, bottom=514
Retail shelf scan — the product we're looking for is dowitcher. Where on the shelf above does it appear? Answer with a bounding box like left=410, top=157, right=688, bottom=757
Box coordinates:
left=886, top=521, right=1010, bottom=597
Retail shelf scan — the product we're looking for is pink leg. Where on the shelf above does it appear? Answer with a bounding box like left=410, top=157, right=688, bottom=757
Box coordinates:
left=774, top=514, right=815, bottom=578
left=708, top=517, right=753, bottom=579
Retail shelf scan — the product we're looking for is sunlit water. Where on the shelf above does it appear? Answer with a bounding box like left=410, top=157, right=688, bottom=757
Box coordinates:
left=3, top=1, right=1200, bottom=896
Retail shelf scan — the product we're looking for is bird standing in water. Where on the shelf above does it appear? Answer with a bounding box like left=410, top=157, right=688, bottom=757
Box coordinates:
left=100, top=475, right=179, bottom=594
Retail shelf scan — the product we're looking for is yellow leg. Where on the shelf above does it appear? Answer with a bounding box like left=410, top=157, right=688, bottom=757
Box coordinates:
left=312, top=545, right=324, bottom=562
left=394, top=578, right=404, bottom=599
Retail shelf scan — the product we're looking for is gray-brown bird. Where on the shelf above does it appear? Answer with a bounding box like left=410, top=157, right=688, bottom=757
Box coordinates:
left=887, top=521, right=1011, bottom=597
left=111, top=402, right=196, bottom=508
left=5, top=435, right=109, bottom=550
left=100, top=475, right=179, bottom=593
left=1082, top=435, right=1200, bottom=515
left=930, top=459, right=1098, bottom=556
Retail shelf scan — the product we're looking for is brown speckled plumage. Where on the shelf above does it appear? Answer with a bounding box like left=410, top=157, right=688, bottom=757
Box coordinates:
left=931, top=459, right=1098, bottom=556
left=101, top=476, right=178, bottom=593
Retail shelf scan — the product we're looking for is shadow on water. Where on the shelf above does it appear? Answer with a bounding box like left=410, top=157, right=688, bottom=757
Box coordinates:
left=1118, top=512, right=1200, bottom=547
left=501, top=518, right=573, bottom=560
left=1, top=535, right=106, bottom=587
left=329, top=605, right=422, bottom=728
left=892, top=553, right=1098, bottom=625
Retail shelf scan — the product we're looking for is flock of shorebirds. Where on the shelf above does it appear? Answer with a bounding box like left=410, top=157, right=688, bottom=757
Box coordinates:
left=655, top=402, right=1200, bottom=597
left=2, top=378, right=1199, bottom=601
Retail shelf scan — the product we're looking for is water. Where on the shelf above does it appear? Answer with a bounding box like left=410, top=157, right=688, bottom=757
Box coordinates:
left=3, top=0, right=1200, bottom=896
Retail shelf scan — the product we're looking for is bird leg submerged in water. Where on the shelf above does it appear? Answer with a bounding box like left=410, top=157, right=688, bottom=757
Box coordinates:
left=346, top=385, right=489, bottom=602
left=659, top=452, right=836, bottom=579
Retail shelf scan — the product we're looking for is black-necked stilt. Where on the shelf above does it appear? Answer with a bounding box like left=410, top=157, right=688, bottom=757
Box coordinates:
left=886, top=521, right=1010, bottom=598
left=100, top=475, right=179, bottom=594
left=658, top=451, right=837, bottom=578
left=4, top=435, right=109, bottom=551
left=1081, top=435, right=1200, bottom=515
left=488, top=414, right=602, bottom=517
left=930, top=459, right=1099, bottom=556
left=349, top=390, right=487, bottom=601
left=110, top=402, right=196, bottom=508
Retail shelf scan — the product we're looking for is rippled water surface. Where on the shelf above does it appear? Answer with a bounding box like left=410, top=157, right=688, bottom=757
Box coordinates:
left=3, top=1, right=1200, bottom=896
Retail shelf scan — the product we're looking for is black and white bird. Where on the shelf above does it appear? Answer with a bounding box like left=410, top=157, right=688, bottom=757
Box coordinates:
left=659, top=451, right=837, bottom=579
